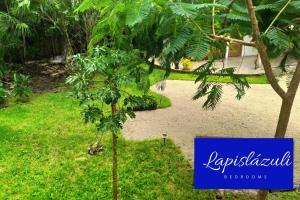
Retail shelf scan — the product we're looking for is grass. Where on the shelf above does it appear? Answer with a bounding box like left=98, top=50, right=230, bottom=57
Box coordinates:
left=0, top=92, right=215, bottom=199
left=149, top=67, right=269, bottom=85
left=1, top=69, right=298, bottom=199
left=145, top=67, right=268, bottom=109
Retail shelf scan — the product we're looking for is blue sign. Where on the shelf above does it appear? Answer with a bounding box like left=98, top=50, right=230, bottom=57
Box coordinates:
left=194, top=138, right=293, bottom=189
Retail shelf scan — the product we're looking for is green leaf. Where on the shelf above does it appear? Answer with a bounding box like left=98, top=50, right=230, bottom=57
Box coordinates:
left=81, top=105, right=102, bottom=123
left=193, top=81, right=211, bottom=100
left=97, top=87, right=121, bottom=105
left=169, top=2, right=225, bottom=18
left=232, top=3, right=248, bottom=14
left=164, top=27, right=192, bottom=55
left=265, top=27, right=290, bottom=50
left=187, top=36, right=211, bottom=61
left=75, top=0, right=111, bottom=12
left=125, top=0, right=152, bottom=27
left=202, top=84, right=223, bottom=110
left=97, top=115, right=120, bottom=134
left=255, top=4, right=276, bottom=11
left=222, top=13, right=250, bottom=22
left=290, top=0, right=300, bottom=9
left=194, top=60, right=214, bottom=83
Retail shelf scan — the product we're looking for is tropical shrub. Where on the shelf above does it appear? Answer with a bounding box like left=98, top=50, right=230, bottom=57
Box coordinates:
left=0, top=82, right=8, bottom=106
left=11, top=73, right=31, bottom=102
left=1, top=61, right=31, bottom=105
left=129, top=95, right=157, bottom=111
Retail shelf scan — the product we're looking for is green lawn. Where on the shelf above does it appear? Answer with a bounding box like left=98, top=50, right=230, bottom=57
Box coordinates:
left=0, top=92, right=217, bottom=199
left=1, top=70, right=299, bottom=199
left=146, top=67, right=268, bottom=108
left=149, top=67, right=269, bottom=85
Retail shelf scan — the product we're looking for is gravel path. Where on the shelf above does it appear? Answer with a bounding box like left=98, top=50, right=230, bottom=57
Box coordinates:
left=123, top=80, right=300, bottom=184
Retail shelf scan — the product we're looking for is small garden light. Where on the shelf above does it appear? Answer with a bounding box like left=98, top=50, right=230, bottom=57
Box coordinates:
left=162, top=133, right=167, bottom=145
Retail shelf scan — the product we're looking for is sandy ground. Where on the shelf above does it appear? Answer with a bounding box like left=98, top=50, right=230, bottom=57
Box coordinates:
left=123, top=80, right=300, bottom=184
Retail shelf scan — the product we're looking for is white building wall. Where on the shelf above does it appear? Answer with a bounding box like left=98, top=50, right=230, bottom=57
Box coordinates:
left=242, top=35, right=258, bottom=56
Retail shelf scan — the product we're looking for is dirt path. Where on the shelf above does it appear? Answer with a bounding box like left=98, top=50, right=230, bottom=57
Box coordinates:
left=123, top=80, right=300, bottom=184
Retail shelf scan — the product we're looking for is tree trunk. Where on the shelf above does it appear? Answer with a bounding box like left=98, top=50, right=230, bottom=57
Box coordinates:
left=275, top=98, right=294, bottom=138
left=275, top=60, right=300, bottom=138
left=257, top=190, right=268, bottom=200
left=245, top=0, right=300, bottom=199
left=256, top=98, right=295, bottom=199
left=111, top=103, right=118, bottom=200
left=246, top=0, right=286, bottom=99
left=257, top=64, right=300, bottom=200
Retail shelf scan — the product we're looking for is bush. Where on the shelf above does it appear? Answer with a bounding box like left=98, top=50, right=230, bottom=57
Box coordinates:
left=132, top=95, right=158, bottom=111
left=11, top=73, right=31, bottom=102
left=0, top=82, right=8, bottom=107
left=180, top=58, right=193, bottom=70
left=1, top=62, right=32, bottom=105
left=0, top=64, right=9, bottom=79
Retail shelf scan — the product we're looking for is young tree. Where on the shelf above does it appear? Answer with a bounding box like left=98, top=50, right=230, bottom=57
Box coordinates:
left=76, top=0, right=299, bottom=199
left=67, top=47, right=151, bottom=200
left=247, top=1, right=299, bottom=199
left=74, top=1, right=250, bottom=200
left=211, top=1, right=300, bottom=199
left=163, top=2, right=299, bottom=199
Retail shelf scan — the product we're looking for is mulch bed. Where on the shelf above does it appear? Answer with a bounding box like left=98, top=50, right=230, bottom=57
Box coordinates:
left=20, top=61, right=71, bottom=93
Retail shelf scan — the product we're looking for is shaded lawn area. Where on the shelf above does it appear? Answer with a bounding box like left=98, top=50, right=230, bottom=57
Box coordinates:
left=1, top=69, right=298, bottom=199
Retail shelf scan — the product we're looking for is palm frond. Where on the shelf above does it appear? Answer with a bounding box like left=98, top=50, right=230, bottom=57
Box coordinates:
left=186, top=35, right=211, bottom=61
left=204, top=85, right=223, bottom=110
left=290, top=0, right=300, bottom=9
left=168, top=2, right=225, bottom=18
left=194, top=60, right=215, bottom=83
left=193, top=81, right=211, bottom=100
left=218, top=67, right=250, bottom=100
left=164, top=27, right=192, bottom=55
left=232, top=3, right=248, bottom=14
left=255, top=4, right=276, bottom=11
left=0, top=11, right=31, bottom=36
left=265, top=27, right=290, bottom=50
left=222, top=13, right=250, bottom=22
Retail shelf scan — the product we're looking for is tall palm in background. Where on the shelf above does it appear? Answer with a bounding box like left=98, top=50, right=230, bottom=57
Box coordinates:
left=0, top=0, right=37, bottom=62
left=0, top=0, right=97, bottom=62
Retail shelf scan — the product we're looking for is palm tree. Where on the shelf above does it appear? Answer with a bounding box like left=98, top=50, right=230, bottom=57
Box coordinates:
left=0, top=0, right=37, bottom=62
